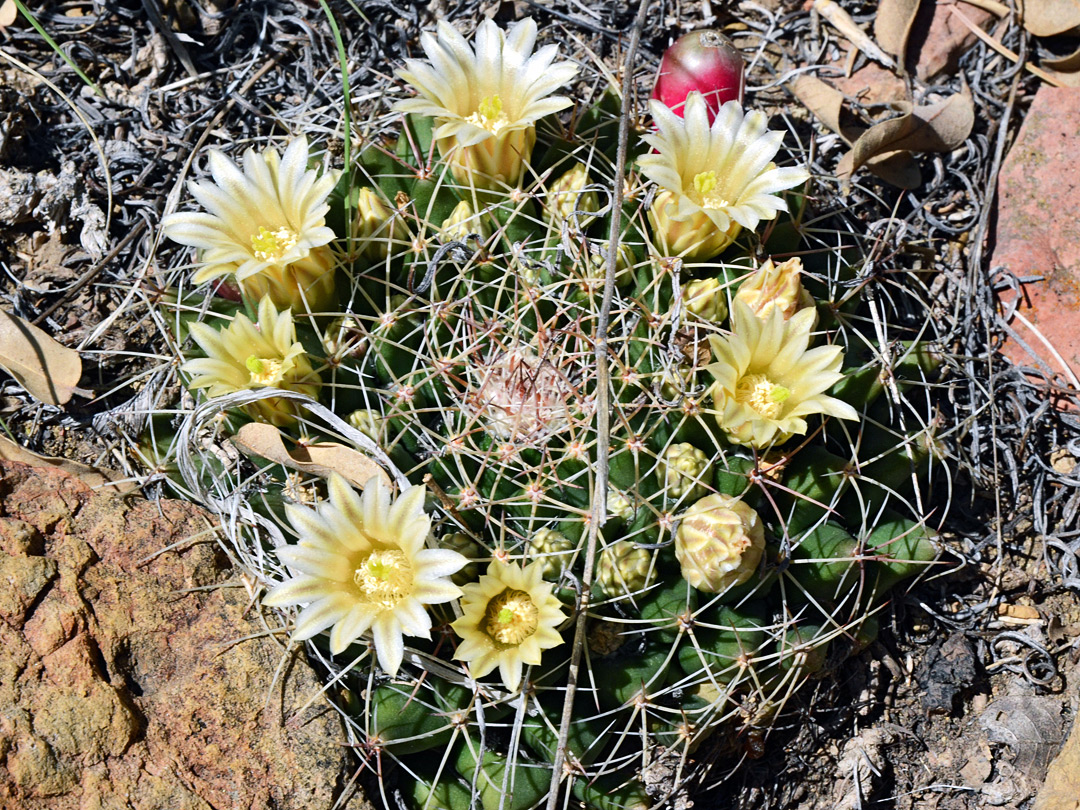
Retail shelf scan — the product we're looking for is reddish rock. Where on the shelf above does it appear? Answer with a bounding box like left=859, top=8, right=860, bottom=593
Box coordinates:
left=991, top=87, right=1080, bottom=391
left=907, top=1, right=994, bottom=80
left=0, top=461, right=372, bottom=810
left=832, top=61, right=908, bottom=106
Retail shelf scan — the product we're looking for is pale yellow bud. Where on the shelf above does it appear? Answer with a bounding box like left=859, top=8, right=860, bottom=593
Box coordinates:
left=323, top=316, right=365, bottom=358
left=596, top=540, right=654, bottom=598
left=735, top=257, right=814, bottom=321
left=529, top=528, right=575, bottom=579
left=649, top=189, right=740, bottom=260
left=355, top=187, right=407, bottom=259
left=544, top=163, right=599, bottom=224
left=675, top=493, right=764, bottom=594
left=607, top=489, right=635, bottom=520
left=441, top=531, right=484, bottom=586
left=586, top=240, right=635, bottom=287
left=440, top=200, right=491, bottom=243
left=663, top=442, right=710, bottom=500
left=347, top=409, right=383, bottom=441
left=683, top=278, right=728, bottom=322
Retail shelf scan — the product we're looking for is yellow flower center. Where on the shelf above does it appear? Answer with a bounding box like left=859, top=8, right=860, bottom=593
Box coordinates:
left=353, top=549, right=413, bottom=609
left=466, top=94, right=511, bottom=135
left=251, top=226, right=299, bottom=261
left=246, top=355, right=286, bottom=386
left=692, top=171, right=732, bottom=210
left=483, top=588, right=539, bottom=646
left=734, top=373, right=790, bottom=420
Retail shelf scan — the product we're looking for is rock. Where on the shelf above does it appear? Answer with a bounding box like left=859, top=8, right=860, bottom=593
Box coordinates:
left=907, top=1, right=994, bottom=81
left=0, top=460, right=371, bottom=810
left=990, top=87, right=1080, bottom=388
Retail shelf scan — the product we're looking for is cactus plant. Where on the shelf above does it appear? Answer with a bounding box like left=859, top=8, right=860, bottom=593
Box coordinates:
left=158, top=15, right=949, bottom=809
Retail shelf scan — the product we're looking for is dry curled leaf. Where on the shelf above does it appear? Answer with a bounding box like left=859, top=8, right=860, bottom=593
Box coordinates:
left=0, top=435, right=139, bottom=493
left=874, top=0, right=921, bottom=61
left=1043, top=45, right=1080, bottom=72
left=810, top=0, right=897, bottom=68
left=790, top=76, right=924, bottom=187
left=0, top=309, right=82, bottom=406
left=1022, top=0, right=1080, bottom=37
left=837, top=88, right=974, bottom=184
left=232, top=422, right=389, bottom=490
left=980, top=696, right=1064, bottom=781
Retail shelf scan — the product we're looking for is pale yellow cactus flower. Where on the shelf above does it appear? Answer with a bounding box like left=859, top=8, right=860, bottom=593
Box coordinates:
left=735, top=257, right=815, bottom=321
left=162, top=137, right=339, bottom=312
left=263, top=475, right=467, bottom=676
left=639, top=93, right=809, bottom=260
left=452, top=559, right=566, bottom=692
left=676, top=493, right=764, bottom=594
left=706, top=299, right=858, bottom=447
left=394, top=18, right=579, bottom=190
left=181, top=296, right=321, bottom=426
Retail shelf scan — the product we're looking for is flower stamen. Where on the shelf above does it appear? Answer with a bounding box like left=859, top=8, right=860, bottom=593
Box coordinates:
left=735, top=373, right=789, bottom=420
left=693, top=170, right=731, bottom=209
left=246, top=355, right=285, bottom=386
left=354, top=549, right=413, bottom=609
left=466, top=94, right=511, bottom=134
left=251, top=226, right=299, bottom=262
left=484, top=588, right=539, bottom=645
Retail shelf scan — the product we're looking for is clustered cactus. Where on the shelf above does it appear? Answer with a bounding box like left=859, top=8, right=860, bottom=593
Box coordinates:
left=159, top=17, right=945, bottom=809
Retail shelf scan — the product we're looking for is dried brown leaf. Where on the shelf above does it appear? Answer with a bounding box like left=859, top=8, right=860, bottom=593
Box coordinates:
left=790, top=75, right=847, bottom=135
left=812, top=0, right=897, bottom=68
left=874, top=0, right=922, bottom=60
left=980, top=696, right=1064, bottom=780
left=1022, top=0, right=1080, bottom=37
left=232, top=422, right=389, bottom=490
left=0, top=435, right=139, bottom=493
left=0, top=309, right=82, bottom=406
left=1043, top=44, right=1080, bottom=71
left=838, top=89, right=974, bottom=180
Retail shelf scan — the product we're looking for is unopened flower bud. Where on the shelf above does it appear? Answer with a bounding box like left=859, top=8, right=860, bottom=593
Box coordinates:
left=663, top=442, right=710, bottom=500
left=735, top=257, right=814, bottom=321
left=355, top=187, right=407, bottom=259
left=596, top=540, right=654, bottom=598
left=440, top=200, right=490, bottom=243
left=650, top=189, right=740, bottom=260
left=529, top=528, right=575, bottom=579
left=441, top=531, right=484, bottom=586
left=586, top=240, right=635, bottom=287
left=544, top=163, right=599, bottom=224
left=676, top=493, right=764, bottom=593
left=324, top=316, right=365, bottom=358
left=348, top=409, right=383, bottom=441
left=683, top=277, right=728, bottom=322
left=607, top=489, right=635, bottom=521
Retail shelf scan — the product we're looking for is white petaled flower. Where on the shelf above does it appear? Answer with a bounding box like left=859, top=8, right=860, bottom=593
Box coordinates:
left=162, top=137, right=339, bottom=312
left=706, top=299, right=858, bottom=447
left=394, top=18, right=579, bottom=190
left=639, top=93, right=810, bottom=260
left=181, top=296, right=321, bottom=426
left=451, top=560, right=566, bottom=692
left=263, top=475, right=467, bottom=676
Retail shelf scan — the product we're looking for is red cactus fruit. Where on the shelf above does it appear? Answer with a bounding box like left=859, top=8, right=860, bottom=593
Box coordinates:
left=652, top=30, right=745, bottom=121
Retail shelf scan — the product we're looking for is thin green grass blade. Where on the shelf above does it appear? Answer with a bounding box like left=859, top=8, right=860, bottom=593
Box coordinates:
left=12, top=0, right=102, bottom=95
